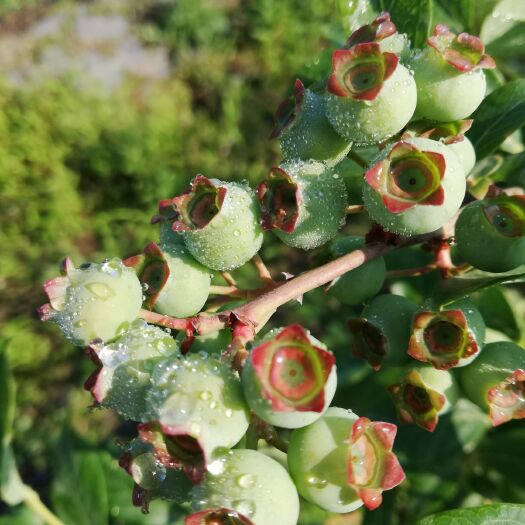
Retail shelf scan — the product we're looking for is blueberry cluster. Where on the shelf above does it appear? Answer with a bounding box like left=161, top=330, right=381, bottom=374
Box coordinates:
left=39, top=12, right=525, bottom=525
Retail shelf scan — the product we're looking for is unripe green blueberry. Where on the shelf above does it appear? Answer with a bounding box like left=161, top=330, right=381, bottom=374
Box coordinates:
left=287, top=407, right=405, bottom=512
left=258, top=161, right=347, bottom=250
left=362, top=137, right=466, bottom=235
left=154, top=244, right=211, bottom=318
left=191, top=449, right=300, bottom=525
left=455, top=194, right=525, bottom=272
left=144, top=354, right=249, bottom=465
left=39, top=257, right=142, bottom=346
left=448, top=136, right=476, bottom=175
left=327, top=236, right=386, bottom=305
left=458, top=341, right=525, bottom=426
left=408, top=298, right=485, bottom=369
left=160, top=176, right=263, bottom=271
left=126, top=242, right=211, bottom=318
left=85, top=320, right=179, bottom=421
left=326, top=43, right=416, bottom=145
left=176, top=329, right=232, bottom=355
left=348, top=294, right=420, bottom=370
left=411, top=25, right=495, bottom=121
left=242, top=325, right=337, bottom=429
left=389, top=366, right=459, bottom=432
left=273, top=79, right=351, bottom=165
left=119, top=439, right=192, bottom=511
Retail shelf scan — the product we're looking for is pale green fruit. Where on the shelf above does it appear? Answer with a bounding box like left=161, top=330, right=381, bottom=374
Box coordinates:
left=363, top=137, right=466, bottom=235
left=326, top=63, right=417, bottom=145
left=154, top=244, right=211, bottom=318
left=412, top=47, right=487, bottom=121
left=448, top=136, right=476, bottom=175
left=192, top=449, right=300, bottom=525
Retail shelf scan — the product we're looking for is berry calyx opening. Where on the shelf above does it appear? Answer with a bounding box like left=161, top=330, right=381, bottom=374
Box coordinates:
left=327, top=43, right=398, bottom=101
left=124, top=243, right=170, bottom=310
left=483, top=195, right=525, bottom=238
left=346, top=12, right=397, bottom=49
left=347, top=417, right=405, bottom=510
left=270, top=78, right=306, bottom=139
left=365, top=141, right=445, bottom=213
left=251, top=325, right=335, bottom=412
left=405, top=119, right=473, bottom=145
left=161, top=176, right=227, bottom=232
left=257, top=167, right=300, bottom=232
left=185, top=508, right=254, bottom=525
left=427, top=24, right=496, bottom=72
left=408, top=310, right=479, bottom=369
left=487, top=369, right=525, bottom=426
left=388, top=370, right=446, bottom=432
left=348, top=318, right=387, bottom=371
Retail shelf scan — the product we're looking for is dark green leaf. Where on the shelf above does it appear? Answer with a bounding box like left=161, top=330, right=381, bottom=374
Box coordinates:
left=52, top=435, right=109, bottom=525
left=468, top=80, right=525, bottom=159
left=434, top=0, right=498, bottom=34
left=432, top=265, right=525, bottom=306
left=450, top=399, right=491, bottom=453
left=492, top=151, right=525, bottom=186
left=417, top=503, right=525, bottom=524
left=375, top=0, right=433, bottom=48
left=0, top=341, right=24, bottom=506
left=0, top=507, right=43, bottom=525
left=473, top=286, right=520, bottom=339
left=487, top=22, right=525, bottom=58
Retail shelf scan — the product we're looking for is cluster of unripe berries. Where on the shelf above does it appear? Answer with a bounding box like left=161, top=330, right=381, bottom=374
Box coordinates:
left=39, top=12, right=525, bottom=525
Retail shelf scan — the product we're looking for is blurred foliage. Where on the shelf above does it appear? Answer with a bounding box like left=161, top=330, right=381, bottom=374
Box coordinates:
left=0, top=0, right=524, bottom=524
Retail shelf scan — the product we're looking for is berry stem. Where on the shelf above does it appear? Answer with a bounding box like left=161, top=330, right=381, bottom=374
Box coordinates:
left=347, top=150, right=369, bottom=169
left=221, top=271, right=237, bottom=286
left=386, top=265, right=437, bottom=278
left=138, top=309, right=189, bottom=331
left=251, top=254, right=275, bottom=284
left=346, top=204, right=365, bottom=214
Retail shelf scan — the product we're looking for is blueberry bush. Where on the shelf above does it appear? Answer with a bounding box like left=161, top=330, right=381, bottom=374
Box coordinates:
left=2, top=1, right=525, bottom=524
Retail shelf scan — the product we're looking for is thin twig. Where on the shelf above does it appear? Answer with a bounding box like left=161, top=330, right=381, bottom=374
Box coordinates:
left=221, top=271, right=237, bottom=286
left=386, top=265, right=437, bottom=278
left=24, top=486, right=66, bottom=525
left=347, top=150, right=369, bottom=169
left=251, top=254, right=274, bottom=284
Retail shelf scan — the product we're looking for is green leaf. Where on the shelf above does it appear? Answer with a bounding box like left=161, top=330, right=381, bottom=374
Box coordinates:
left=432, top=265, right=525, bottom=306
left=52, top=435, right=109, bottom=525
left=376, top=0, right=433, bottom=48
left=473, top=286, right=520, bottom=340
left=492, top=151, right=525, bottom=186
left=450, top=399, right=491, bottom=453
left=468, top=80, right=525, bottom=159
left=487, top=22, right=525, bottom=58
left=417, top=504, right=525, bottom=524
left=434, top=0, right=498, bottom=34
left=0, top=507, right=43, bottom=525
left=0, top=341, right=24, bottom=506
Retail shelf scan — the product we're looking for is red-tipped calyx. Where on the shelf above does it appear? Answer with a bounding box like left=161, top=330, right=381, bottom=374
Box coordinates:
left=365, top=141, right=446, bottom=213
left=270, top=79, right=306, bottom=139
left=405, top=119, right=473, bottom=145
left=388, top=370, right=446, bottom=432
left=186, top=509, right=254, bottom=525
left=328, top=43, right=398, bottom=101
left=428, top=25, right=496, bottom=72
left=348, top=318, right=388, bottom=371
left=158, top=176, right=227, bottom=232
left=346, top=12, right=397, bottom=49
left=257, top=167, right=300, bottom=233
left=138, top=423, right=206, bottom=484
left=124, top=243, right=169, bottom=310
left=39, top=257, right=77, bottom=318
left=408, top=310, right=479, bottom=369
left=347, top=417, right=405, bottom=510
left=251, top=325, right=335, bottom=412
left=488, top=369, right=525, bottom=426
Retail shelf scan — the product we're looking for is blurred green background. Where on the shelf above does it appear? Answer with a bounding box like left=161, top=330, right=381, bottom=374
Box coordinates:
left=1, top=1, right=525, bottom=524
